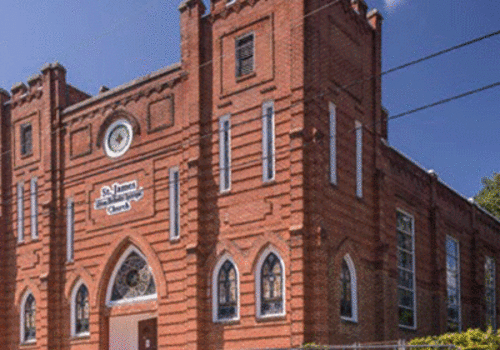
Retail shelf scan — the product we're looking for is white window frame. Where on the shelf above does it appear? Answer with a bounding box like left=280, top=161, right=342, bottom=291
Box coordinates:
left=212, top=255, right=240, bottom=323
left=30, top=177, right=38, bottom=240
left=169, top=167, right=180, bottom=240
left=67, top=198, right=74, bottom=263
left=105, top=246, right=157, bottom=307
left=20, top=291, right=36, bottom=344
left=446, top=235, right=461, bottom=332
left=329, top=102, right=337, bottom=185
left=396, top=209, right=417, bottom=330
left=70, top=280, right=90, bottom=338
left=340, top=254, right=358, bottom=323
left=262, top=100, right=275, bottom=183
left=355, top=121, right=363, bottom=198
left=255, top=246, right=286, bottom=319
left=17, top=181, right=24, bottom=243
left=485, top=256, right=496, bottom=329
left=219, top=114, right=231, bottom=193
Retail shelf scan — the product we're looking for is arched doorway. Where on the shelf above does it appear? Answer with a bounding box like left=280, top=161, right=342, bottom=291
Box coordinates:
left=105, top=246, right=158, bottom=350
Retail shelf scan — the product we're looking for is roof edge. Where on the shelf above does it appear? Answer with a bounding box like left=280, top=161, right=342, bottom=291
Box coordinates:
left=62, top=62, right=182, bottom=116
left=383, top=140, right=500, bottom=226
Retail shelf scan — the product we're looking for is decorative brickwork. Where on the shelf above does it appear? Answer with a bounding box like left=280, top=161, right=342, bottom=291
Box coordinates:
left=0, top=1, right=498, bottom=349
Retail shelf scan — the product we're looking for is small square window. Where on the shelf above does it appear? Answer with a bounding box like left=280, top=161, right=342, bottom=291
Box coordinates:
left=236, top=33, right=254, bottom=77
left=20, top=123, right=33, bottom=156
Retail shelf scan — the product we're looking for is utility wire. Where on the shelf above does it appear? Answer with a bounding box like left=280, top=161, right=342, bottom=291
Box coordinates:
left=388, top=81, right=500, bottom=122
left=1, top=3, right=499, bottom=207
left=4, top=78, right=500, bottom=211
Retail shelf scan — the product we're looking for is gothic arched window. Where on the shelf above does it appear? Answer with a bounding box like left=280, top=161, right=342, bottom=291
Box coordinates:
left=73, top=283, right=90, bottom=336
left=340, top=255, right=358, bottom=322
left=340, top=259, right=352, bottom=318
left=259, top=252, right=284, bottom=317
left=215, top=259, right=238, bottom=321
left=107, top=248, right=157, bottom=306
left=22, top=293, right=36, bottom=343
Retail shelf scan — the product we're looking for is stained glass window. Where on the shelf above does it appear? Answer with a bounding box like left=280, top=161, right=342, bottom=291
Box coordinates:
left=75, top=284, right=89, bottom=335
left=110, top=251, right=156, bottom=303
left=217, top=260, right=238, bottom=320
left=23, top=294, right=36, bottom=342
left=261, top=253, right=283, bottom=316
left=340, top=259, right=352, bottom=318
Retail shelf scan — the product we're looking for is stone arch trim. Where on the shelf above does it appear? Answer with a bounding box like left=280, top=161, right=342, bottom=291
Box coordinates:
left=95, top=109, right=141, bottom=148
left=247, top=232, right=289, bottom=274
left=93, top=234, right=167, bottom=307
left=206, top=239, right=246, bottom=278
left=16, top=281, right=40, bottom=309
left=65, top=267, right=94, bottom=299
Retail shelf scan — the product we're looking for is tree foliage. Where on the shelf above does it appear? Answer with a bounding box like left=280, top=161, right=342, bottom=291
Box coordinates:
left=474, top=173, right=500, bottom=219
left=409, top=328, right=500, bottom=350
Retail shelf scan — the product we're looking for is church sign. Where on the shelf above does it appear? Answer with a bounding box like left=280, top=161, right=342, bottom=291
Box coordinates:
left=94, top=180, right=144, bottom=215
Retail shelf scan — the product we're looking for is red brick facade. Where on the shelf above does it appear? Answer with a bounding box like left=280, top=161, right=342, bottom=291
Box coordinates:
left=0, top=0, right=499, bottom=349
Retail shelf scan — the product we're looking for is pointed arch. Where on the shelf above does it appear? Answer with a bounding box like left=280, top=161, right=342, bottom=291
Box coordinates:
left=94, top=235, right=167, bottom=307
left=20, top=290, right=36, bottom=344
left=105, top=245, right=157, bottom=307
left=212, top=254, right=240, bottom=322
left=255, top=246, right=286, bottom=319
left=70, top=280, right=90, bottom=337
left=340, top=253, right=358, bottom=322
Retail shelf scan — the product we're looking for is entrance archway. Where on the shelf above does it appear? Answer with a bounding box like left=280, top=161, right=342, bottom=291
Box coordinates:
left=105, top=246, right=158, bottom=350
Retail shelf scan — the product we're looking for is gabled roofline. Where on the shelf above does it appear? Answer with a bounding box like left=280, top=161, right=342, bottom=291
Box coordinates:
left=62, top=62, right=182, bottom=116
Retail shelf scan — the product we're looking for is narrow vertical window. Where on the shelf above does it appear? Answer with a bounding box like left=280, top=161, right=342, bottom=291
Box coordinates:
left=485, top=256, right=496, bottom=329
left=30, top=177, right=38, bottom=240
left=66, top=198, right=74, bottom=263
left=21, top=293, right=36, bottom=343
left=329, top=102, right=337, bottom=185
left=169, top=167, right=180, bottom=240
left=260, top=253, right=283, bottom=316
left=20, top=123, right=33, bottom=156
left=355, top=121, right=363, bottom=198
left=339, top=255, right=357, bottom=322
left=340, top=260, right=352, bottom=318
left=219, top=114, right=231, bottom=192
left=217, top=260, right=238, bottom=320
left=17, top=181, right=24, bottom=243
left=446, top=236, right=461, bottom=332
left=73, top=284, right=90, bottom=336
left=397, top=211, right=416, bottom=328
left=262, top=101, right=275, bottom=182
left=235, top=33, right=254, bottom=77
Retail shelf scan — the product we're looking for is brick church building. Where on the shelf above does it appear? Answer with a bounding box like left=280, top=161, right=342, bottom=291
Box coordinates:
left=0, top=0, right=499, bottom=349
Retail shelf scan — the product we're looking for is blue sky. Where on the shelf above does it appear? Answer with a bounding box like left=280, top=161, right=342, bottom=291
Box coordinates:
left=0, top=0, right=498, bottom=199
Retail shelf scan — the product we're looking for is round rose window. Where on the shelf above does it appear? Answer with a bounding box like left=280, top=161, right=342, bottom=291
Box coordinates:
left=104, top=119, right=133, bottom=158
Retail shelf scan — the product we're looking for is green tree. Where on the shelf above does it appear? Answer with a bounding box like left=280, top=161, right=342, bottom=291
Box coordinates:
left=475, top=173, right=500, bottom=219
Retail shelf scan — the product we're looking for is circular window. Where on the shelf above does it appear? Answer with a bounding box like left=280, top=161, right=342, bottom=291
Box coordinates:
left=104, top=119, right=133, bottom=158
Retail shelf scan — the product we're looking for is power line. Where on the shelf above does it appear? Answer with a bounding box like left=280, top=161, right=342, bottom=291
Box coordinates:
left=0, top=2, right=499, bottom=208
left=382, top=30, right=500, bottom=77
left=388, top=81, right=500, bottom=122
